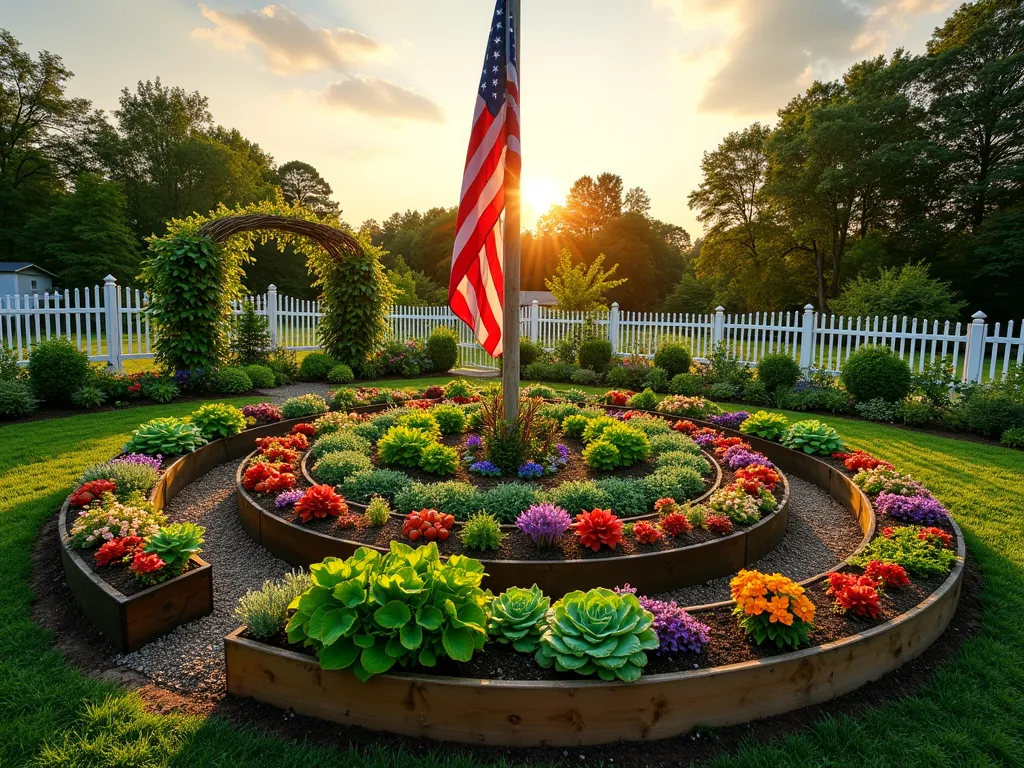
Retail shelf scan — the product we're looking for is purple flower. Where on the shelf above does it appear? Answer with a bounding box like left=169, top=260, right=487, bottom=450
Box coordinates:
left=615, top=585, right=710, bottom=655
left=722, top=446, right=774, bottom=470
left=275, top=489, right=304, bottom=508
left=469, top=460, right=502, bottom=477
left=517, top=503, right=572, bottom=547
left=694, top=432, right=717, bottom=448
left=466, top=435, right=483, bottom=449
left=242, top=403, right=283, bottom=422
left=557, top=443, right=570, bottom=462
left=518, top=462, right=545, bottom=479
left=710, top=411, right=751, bottom=430
left=875, top=492, right=949, bottom=525
left=112, top=453, right=162, bottom=471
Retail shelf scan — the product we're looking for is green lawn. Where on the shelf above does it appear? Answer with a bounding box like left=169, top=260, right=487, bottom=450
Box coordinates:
left=1, top=383, right=1022, bottom=766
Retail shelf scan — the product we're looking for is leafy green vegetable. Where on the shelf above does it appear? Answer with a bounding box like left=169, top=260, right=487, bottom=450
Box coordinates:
left=487, top=585, right=550, bottom=653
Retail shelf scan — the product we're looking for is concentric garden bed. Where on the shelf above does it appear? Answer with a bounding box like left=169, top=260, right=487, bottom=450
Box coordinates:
left=235, top=407, right=790, bottom=594
left=225, top=404, right=964, bottom=747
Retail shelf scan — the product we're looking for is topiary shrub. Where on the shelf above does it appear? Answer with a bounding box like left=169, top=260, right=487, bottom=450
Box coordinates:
left=29, top=338, right=90, bottom=405
left=426, top=326, right=460, bottom=373
left=653, top=342, right=692, bottom=377
left=669, top=373, right=704, bottom=396
left=242, top=364, right=276, bottom=389
left=578, top=338, right=613, bottom=373
left=756, top=354, right=801, bottom=394
left=299, top=352, right=337, bottom=382
left=190, top=402, right=247, bottom=439
left=0, top=379, right=38, bottom=418
left=231, top=301, right=271, bottom=366
left=215, top=367, right=253, bottom=394
left=841, top=345, right=912, bottom=403
left=326, top=364, right=355, bottom=385
left=314, top=450, right=373, bottom=485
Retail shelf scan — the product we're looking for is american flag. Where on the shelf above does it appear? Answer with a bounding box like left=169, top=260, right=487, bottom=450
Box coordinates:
left=449, top=0, right=520, bottom=358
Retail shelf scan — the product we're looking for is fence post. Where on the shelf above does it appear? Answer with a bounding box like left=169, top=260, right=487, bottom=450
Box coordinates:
left=608, top=302, right=620, bottom=353
left=712, top=306, right=725, bottom=349
left=799, top=304, right=816, bottom=370
left=266, top=284, right=279, bottom=349
left=964, top=310, right=987, bottom=383
left=103, top=275, right=123, bottom=372
left=529, top=300, right=540, bottom=343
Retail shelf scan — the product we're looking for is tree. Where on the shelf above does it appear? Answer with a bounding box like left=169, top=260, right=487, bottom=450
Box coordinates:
left=662, top=275, right=718, bottom=314
left=27, top=174, right=139, bottom=286
left=537, top=173, right=624, bottom=238
left=544, top=249, right=626, bottom=311
left=277, top=160, right=340, bottom=219
left=385, top=255, right=448, bottom=306
left=623, top=186, right=651, bottom=217
left=829, top=264, right=967, bottom=321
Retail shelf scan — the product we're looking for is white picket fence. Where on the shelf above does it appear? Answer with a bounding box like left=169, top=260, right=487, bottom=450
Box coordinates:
left=1, top=276, right=1021, bottom=383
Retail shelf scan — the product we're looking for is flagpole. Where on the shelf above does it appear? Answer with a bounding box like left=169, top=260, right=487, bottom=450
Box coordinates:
left=502, top=0, right=522, bottom=421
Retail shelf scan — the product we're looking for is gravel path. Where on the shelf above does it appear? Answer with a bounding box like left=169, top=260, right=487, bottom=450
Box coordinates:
left=115, top=463, right=862, bottom=694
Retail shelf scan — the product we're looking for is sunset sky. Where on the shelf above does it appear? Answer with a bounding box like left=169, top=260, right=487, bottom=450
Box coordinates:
left=7, top=0, right=956, bottom=236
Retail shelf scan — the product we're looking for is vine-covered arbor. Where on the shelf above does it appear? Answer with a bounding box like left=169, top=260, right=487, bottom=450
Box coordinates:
left=141, top=198, right=393, bottom=372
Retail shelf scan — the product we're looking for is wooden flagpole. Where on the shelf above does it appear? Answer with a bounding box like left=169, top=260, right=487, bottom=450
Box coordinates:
left=502, top=0, right=522, bottom=421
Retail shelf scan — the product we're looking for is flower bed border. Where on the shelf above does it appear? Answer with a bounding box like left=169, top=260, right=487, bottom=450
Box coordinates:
left=56, top=406, right=392, bottom=653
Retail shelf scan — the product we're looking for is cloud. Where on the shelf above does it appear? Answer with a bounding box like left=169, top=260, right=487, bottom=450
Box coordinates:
left=193, top=4, right=389, bottom=74
left=655, top=0, right=950, bottom=115
left=323, top=76, right=444, bottom=123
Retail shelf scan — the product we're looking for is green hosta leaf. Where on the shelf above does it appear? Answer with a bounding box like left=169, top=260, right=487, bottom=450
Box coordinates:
left=360, top=643, right=397, bottom=675
left=417, top=605, right=443, bottom=630
left=375, top=600, right=412, bottom=629
left=334, top=579, right=366, bottom=607
left=442, top=627, right=475, bottom=662
left=319, top=638, right=360, bottom=670
left=353, top=633, right=376, bottom=649
left=385, top=635, right=406, bottom=658
left=418, top=646, right=437, bottom=667
left=616, top=662, right=643, bottom=683
left=400, top=622, right=423, bottom=650
left=320, top=610, right=357, bottom=646
left=305, top=605, right=333, bottom=640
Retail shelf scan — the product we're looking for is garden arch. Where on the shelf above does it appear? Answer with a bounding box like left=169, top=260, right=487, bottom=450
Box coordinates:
left=142, top=200, right=393, bottom=373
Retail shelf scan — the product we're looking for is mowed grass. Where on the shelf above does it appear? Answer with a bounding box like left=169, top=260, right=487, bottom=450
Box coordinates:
left=0, top=384, right=1021, bottom=766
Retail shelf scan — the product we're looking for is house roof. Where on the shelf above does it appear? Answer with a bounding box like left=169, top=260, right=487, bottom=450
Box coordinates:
left=520, top=290, right=557, bottom=306
left=0, top=262, right=56, bottom=277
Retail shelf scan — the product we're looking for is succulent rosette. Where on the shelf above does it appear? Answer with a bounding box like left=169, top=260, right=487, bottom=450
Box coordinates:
left=487, top=584, right=551, bottom=653
left=534, top=587, right=659, bottom=682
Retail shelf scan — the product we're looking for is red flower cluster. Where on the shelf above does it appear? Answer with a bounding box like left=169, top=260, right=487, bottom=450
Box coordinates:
left=619, top=410, right=644, bottom=421
left=403, top=509, right=455, bottom=542
left=632, top=520, right=663, bottom=544
left=129, top=550, right=166, bottom=578
left=604, top=391, right=633, bottom=406
left=654, top=497, right=680, bottom=516
left=705, top=514, right=733, bottom=536
left=95, top=536, right=144, bottom=567
left=422, top=385, right=446, bottom=400
left=865, top=560, right=910, bottom=588
left=660, top=512, right=692, bottom=537
left=672, top=420, right=697, bottom=434
left=833, top=450, right=893, bottom=472
left=734, top=465, right=782, bottom=494
left=919, top=527, right=953, bottom=547
left=574, top=509, right=624, bottom=551
left=70, top=479, right=117, bottom=508
left=881, top=526, right=895, bottom=538
left=294, top=485, right=348, bottom=524
left=405, top=399, right=434, bottom=410
left=827, top=572, right=882, bottom=619
left=290, top=423, right=316, bottom=438
left=712, top=436, right=751, bottom=458
left=243, top=462, right=297, bottom=494
left=256, top=434, right=308, bottom=463
left=449, top=395, right=480, bottom=405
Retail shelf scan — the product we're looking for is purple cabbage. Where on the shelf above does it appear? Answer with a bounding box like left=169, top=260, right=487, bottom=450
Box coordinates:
left=275, top=489, right=304, bottom=508
left=710, top=411, right=751, bottom=430
left=875, top=492, right=949, bottom=525
left=112, top=453, right=163, bottom=471
left=616, top=585, right=710, bottom=655
left=722, top=446, right=774, bottom=470
left=517, top=503, right=572, bottom=547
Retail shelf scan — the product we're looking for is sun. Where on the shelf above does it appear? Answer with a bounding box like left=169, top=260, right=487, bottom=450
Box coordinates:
left=522, top=177, right=560, bottom=215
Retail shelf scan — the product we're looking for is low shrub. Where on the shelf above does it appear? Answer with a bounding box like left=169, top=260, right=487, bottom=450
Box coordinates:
left=81, top=461, right=160, bottom=499
left=668, top=373, right=704, bottom=396
left=545, top=480, right=610, bottom=515
left=234, top=571, right=313, bottom=640
left=123, top=417, right=207, bottom=456
left=398, top=411, right=442, bottom=439
left=309, top=429, right=371, bottom=461
left=299, top=352, right=337, bottom=382
left=648, top=433, right=701, bottom=457
left=29, top=338, right=90, bottom=405
left=641, top=466, right=704, bottom=505
left=481, top=483, right=538, bottom=523
left=756, top=354, right=801, bottom=394
left=378, top=426, right=434, bottom=468
left=898, top=397, right=933, bottom=426
left=268, top=347, right=300, bottom=385
left=72, top=385, right=107, bottom=410
left=707, top=382, right=736, bottom=401
left=280, top=394, right=329, bottom=420
left=1001, top=426, right=1024, bottom=449
left=460, top=511, right=504, bottom=551
left=583, top=439, right=620, bottom=470
left=314, top=450, right=373, bottom=485
left=190, top=403, right=247, bottom=440
left=627, top=388, right=661, bottom=410
left=0, top=379, right=38, bottom=418
left=856, top=398, right=900, bottom=423
left=730, top=570, right=815, bottom=649
left=739, top=410, right=789, bottom=440
left=582, top=415, right=619, bottom=443
left=655, top=450, right=711, bottom=476
left=419, top=443, right=460, bottom=476
left=654, top=342, right=692, bottom=377
left=850, top=526, right=957, bottom=577
left=142, top=377, right=180, bottom=404
left=841, top=345, right=912, bottom=403
left=568, top=368, right=600, bottom=386
left=445, top=379, right=474, bottom=399
left=625, top=414, right=674, bottom=436
left=643, top=367, right=670, bottom=393
left=535, top=588, right=658, bottom=681
left=394, top=481, right=484, bottom=519
left=215, top=367, right=253, bottom=394
left=432, top=405, right=467, bottom=435
left=561, top=413, right=591, bottom=438
left=600, top=423, right=651, bottom=466
left=956, top=391, right=1024, bottom=438
left=242, top=364, right=276, bottom=389
left=340, top=468, right=412, bottom=503
left=487, top=585, right=549, bottom=652
left=326, top=364, right=355, bottom=385
left=782, top=420, right=844, bottom=455
left=425, top=326, right=460, bottom=372
left=520, top=338, right=543, bottom=367
left=579, top=338, right=613, bottom=373
left=595, top=477, right=647, bottom=517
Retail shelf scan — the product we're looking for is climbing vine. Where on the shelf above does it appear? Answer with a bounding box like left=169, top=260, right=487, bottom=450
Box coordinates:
left=141, top=195, right=393, bottom=373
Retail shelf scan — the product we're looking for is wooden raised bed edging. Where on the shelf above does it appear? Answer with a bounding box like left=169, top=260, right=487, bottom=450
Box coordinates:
left=223, top=516, right=965, bottom=747
left=56, top=404, right=390, bottom=652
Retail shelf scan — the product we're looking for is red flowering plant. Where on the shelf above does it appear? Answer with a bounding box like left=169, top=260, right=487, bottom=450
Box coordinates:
left=881, top=526, right=895, bottom=538
left=70, top=479, right=117, bottom=508
left=712, top=436, right=751, bottom=458
left=734, top=465, right=781, bottom=493
left=833, top=450, right=893, bottom=473
left=242, top=462, right=297, bottom=494
left=826, top=572, right=882, bottom=619
left=294, top=484, right=348, bottom=523
left=129, top=550, right=166, bottom=584
left=94, top=536, right=144, bottom=567
left=604, top=390, right=633, bottom=406
left=865, top=560, right=910, bottom=588
left=918, top=527, right=953, bottom=547
left=654, top=498, right=680, bottom=516
left=672, top=420, right=698, bottom=434
left=290, top=423, right=316, bottom=438
left=422, top=385, right=446, bottom=400
left=631, top=520, right=664, bottom=544
left=705, top=514, right=733, bottom=536
left=660, top=512, right=693, bottom=538
left=573, top=509, right=624, bottom=551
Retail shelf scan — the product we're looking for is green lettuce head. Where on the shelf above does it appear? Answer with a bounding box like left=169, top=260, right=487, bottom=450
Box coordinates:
left=487, top=584, right=550, bottom=653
